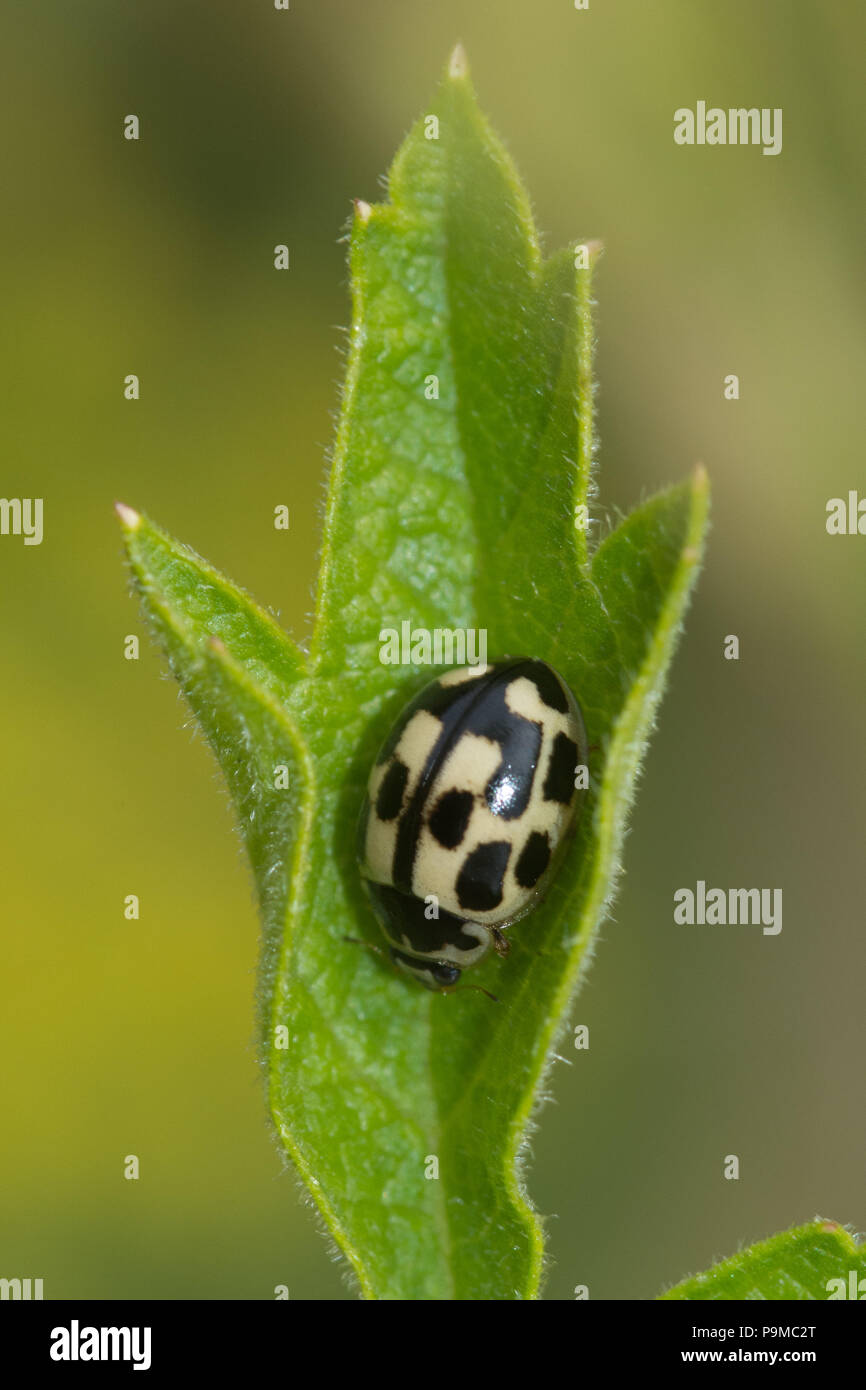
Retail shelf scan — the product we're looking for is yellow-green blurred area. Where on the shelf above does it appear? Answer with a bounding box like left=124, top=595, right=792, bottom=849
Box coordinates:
left=1, top=0, right=864, bottom=1300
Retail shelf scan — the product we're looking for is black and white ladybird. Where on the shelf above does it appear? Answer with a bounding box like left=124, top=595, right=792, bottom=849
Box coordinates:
left=357, top=658, right=588, bottom=993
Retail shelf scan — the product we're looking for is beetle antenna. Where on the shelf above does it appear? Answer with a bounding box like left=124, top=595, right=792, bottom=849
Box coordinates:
left=455, top=983, right=500, bottom=1003
left=344, top=935, right=385, bottom=959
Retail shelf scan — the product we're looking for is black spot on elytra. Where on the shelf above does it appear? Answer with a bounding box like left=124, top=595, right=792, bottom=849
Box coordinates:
left=429, top=788, right=474, bottom=849
left=484, top=711, right=541, bottom=820
left=543, top=732, right=578, bottom=806
left=456, top=840, right=511, bottom=912
left=523, top=660, right=569, bottom=713
left=376, top=759, right=409, bottom=821
left=515, top=830, right=551, bottom=889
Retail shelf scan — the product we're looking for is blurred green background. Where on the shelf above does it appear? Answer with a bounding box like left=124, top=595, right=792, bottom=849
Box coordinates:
left=2, top=0, right=864, bottom=1300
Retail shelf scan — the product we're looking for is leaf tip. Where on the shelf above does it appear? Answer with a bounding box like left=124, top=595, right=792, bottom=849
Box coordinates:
left=114, top=500, right=141, bottom=531
left=693, top=460, right=709, bottom=489
left=447, top=41, right=470, bottom=80
left=353, top=198, right=372, bottom=225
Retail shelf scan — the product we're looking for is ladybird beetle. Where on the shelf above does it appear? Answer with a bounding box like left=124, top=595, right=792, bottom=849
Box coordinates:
left=357, top=658, right=588, bottom=992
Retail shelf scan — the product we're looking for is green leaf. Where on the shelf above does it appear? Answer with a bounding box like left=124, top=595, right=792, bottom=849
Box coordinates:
left=118, top=47, right=709, bottom=1299
left=661, top=1220, right=866, bottom=1300
left=117, top=506, right=312, bottom=1023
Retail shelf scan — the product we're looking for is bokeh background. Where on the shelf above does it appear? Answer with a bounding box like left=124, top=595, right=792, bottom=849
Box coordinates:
left=2, top=0, right=864, bottom=1300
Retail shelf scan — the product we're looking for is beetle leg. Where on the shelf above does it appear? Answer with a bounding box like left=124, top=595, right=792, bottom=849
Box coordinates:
left=490, top=926, right=511, bottom=958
